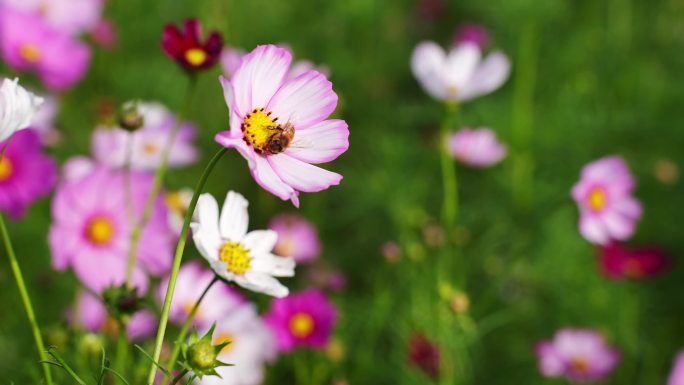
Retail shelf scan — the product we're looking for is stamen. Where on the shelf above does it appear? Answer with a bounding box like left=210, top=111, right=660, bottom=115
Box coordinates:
left=219, top=242, right=251, bottom=275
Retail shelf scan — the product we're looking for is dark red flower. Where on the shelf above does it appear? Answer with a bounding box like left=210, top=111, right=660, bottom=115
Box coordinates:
left=161, top=19, right=222, bottom=72
left=408, top=333, right=440, bottom=380
left=598, top=242, right=670, bottom=280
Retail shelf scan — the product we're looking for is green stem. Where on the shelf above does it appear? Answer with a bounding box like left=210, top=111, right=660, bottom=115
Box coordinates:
left=170, top=369, right=189, bottom=385
left=0, top=214, right=53, bottom=385
left=146, top=147, right=228, bottom=385
left=439, top=104, right=459, bottom=232
left=164, top=277, right=219, bottom=381
left=126, top=78, right=198, bottom=286
left=115, top=324, right=128, bottom=383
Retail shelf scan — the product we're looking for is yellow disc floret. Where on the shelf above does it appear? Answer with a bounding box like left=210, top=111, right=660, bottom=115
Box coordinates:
left=86, top=216, right=116, bottom=246
left=219, top=241, right=251, bottom=275
left=587, top=187, right=607, bottom=212
left=19, top=44, right=41, bottom=63
left=241, top=108, right=280, bottom=154
left=289, top=312, right=315, bottom=338
left=0, top=157, right=13, bottom=182
left=185, top=48, right=207, bottom=67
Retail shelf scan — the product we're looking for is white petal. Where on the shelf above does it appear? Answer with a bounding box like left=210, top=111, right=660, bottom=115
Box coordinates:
left=242, top=230, right=277, bottom=255
left=235, top=272, right=289, bottom=298
left=191, top=194, right=222, bottom=261
left=219, top=191, right=249, bottom=242
left=459, top=51, right=511, bottom=101
left=251, top=254, right=295, bottom=277
left=411, top=41, right=447, bottom=100
left=443, top=43, right=482, bottom=91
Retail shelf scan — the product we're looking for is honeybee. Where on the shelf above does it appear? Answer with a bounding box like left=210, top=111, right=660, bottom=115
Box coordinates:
left=265, top=122, right=295, bottom=154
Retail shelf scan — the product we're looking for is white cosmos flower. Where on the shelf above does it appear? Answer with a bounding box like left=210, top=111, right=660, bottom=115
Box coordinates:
left=191, top=191, right=295, bottom=298
left=411, top=41, right=510, bottom=102
left=0, top=78, right=44, bottom=142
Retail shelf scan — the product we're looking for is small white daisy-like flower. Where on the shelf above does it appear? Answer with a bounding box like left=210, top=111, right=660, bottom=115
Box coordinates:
left=0, top=77, right=43, bottom=142
left=191, top=191, right=295, bottom=298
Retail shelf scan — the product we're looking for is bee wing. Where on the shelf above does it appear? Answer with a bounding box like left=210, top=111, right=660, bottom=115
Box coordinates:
left=288, top=137, right=314, bottom=150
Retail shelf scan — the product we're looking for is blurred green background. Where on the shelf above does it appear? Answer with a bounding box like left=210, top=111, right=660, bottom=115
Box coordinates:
left=2, top=0, right=684, bottom=383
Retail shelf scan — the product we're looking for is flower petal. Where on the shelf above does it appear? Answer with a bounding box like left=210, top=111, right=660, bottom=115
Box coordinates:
left=215, top=131, right=256, bottom=169
left=459, top=51, right=510, bottom=101
left=267, top=70, right=337, bottom=129
left=284, top=119, right=349, bottom=164
left=219, top=75, right=234, bottom=110
left=411, top=41, right=447, bottom=100
left=579, top=215, right=610, bottom=245
left=243, top=229, right=277, bottom=256
left=231, top=45, right=292, bottom=117
left=268, top=154, right=342, bottom=193
left=250, top=154, right=299, bottom=205
left=251, top=254, right=296, bottom=277
left=236, top=272, right=289, bottom=298
left=219, top=191, right=249, bottom=242
left=192, top=194, right=222, bottom=261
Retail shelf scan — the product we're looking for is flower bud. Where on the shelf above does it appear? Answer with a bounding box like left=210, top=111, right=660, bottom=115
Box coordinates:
left=117, top=102, right=144, bottom=131
left=188, top=340, right=217, bottom=370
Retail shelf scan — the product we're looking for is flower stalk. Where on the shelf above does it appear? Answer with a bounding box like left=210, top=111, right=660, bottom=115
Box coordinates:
left=0, top=213, right=53, bottom=385
left=146, top=147, right=228, bottom=385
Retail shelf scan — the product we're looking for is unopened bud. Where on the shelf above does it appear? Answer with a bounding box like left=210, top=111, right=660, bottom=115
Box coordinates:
left=189, top=340, right=217, bottom=370
left=118, top=102, right=144, bottom=131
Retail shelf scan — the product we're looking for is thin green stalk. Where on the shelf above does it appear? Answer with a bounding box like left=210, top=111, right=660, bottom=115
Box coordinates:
left=146, top=147, right=228, bottom=385
left=126, top=79, right=198, bottom=286
left=0, top=214, right=53, bottom=385
left=439, top=103, right=459, bottom=232
left=170, top=369, right=189, bottom=385
left=115, top=324, right=128, bottom=383
left=164, top=277, right=219, bottom=381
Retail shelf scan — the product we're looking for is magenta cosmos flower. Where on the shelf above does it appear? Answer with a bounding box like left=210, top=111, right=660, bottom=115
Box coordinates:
left=157, top=261, right=245, bottom=328
left=92, top=101, right=198, bottom=170
left=571, top=156, right=642, bottom=245
left=448, top=127, right=507, bottom=167
left=536, top=328, right=620, bottom=383
left=0, top=0, right=104, bottom=36
left=269, top=213, right=321, bottom=263
left=0, top=6, right=91, bottom=90
left=161, top=18, right=222, bottom=72
left=264, top=288, right=337, bottom=352
left=598, top=242, right=669, bottom=280
left=411, top=40, right=510, bottom=103
left=216, top=45, right=349, bottom=207
left=49, top=165, right=173, bottom=293
left=68, top=291, right=156, bottom=342
left=668, top=351, right=684, bottom=385
left=0, top=129, right=57, bottom=218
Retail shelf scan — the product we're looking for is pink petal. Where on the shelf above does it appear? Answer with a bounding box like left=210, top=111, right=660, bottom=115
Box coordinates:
left=284, top=119, right=349, bottom=164
left=579, top=215, right=610, bottom=245
left=215, top=131, right=256, bottom=169
left=267, top=70, right=337, bottom=130
left=268, top=154, right=342, bottom=193
left=251, top=154, right=298, bottom=205
left=219, top=75, right=234, bottom=110
left=231, top=45, right=292, bottom=117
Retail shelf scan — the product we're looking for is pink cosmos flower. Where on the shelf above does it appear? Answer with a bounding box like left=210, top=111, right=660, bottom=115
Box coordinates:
left=668, top=351, right=684, bottom=385
left=216, top=45, right=349, bottom=207
left=68, top=291, right=156, bottom=342
left=448, top=127, right=507, bottom=167
left=89, top=19, right=117, bottom=49
left=91, top=101, right=198, bottom=170
left=411, top=40, right=510, bottom=102
left=264, top=289, right=337, bottom=352
left=221, top=45, right=329, bottom=81
left=0, top=129, right=57, bottom=218
left=49, top=165, right=173, bottom=293
left=454, top=24, right=490, bottom=50
left=536, top=328, right=620, bottom=383
left=157, top=261, right=245, bottom=328
left=571, top=156, right=642, bottom=245
left=598, top=242, right=669, bottom=280
left=0, top=0, right=104, bottom=36
left=0, top=6, right=91, bottom=90
left=269, top=213, right=321, bottom=263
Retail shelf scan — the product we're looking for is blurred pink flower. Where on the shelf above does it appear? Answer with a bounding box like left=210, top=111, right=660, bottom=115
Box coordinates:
left=49, top=166, right=173, bottom=293
left=306, top=265, right=347, bottom=293
left=0, top=6, right=91, bottom=91
left=68, top=291, right=156, bottom=342
left=571, top=156, right=642, bottom=245
left=668, top=351, right=684, bottom=385
left=448, top=127, right=507, bottom=167
left=0, top=129, right=57, bottom=218
left=408, top=333, right=440, bottom=380
left=598, top=242, right=669, bottom=280
left=454, top=24, right=490, bottom=50
left=200, top=303, right=277, bottom=385
left=536, top=328, right=620, bottom=383
left=157, top=261, right=245, bottom=328
left=265, top=289, right=337, bottom=352
left=89, top=19, right=117, bottom=49
left=269, top=214, right=321, bottom=263
left=216, top=45, right=349, bottom=207
left=0, top=0, right=104, bottom=36
left=91, top=101, right=198, bottom=171
left=411, top=40, right=510, bottom=102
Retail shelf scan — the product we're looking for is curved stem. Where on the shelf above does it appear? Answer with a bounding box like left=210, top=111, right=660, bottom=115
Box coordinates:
left=164, top=276, right=219, bottom=381
left=146, top=147, right=228, bottom=385
left=0, top=214, right=53, bottom=385
left=126, top=79, right=198, bottom=286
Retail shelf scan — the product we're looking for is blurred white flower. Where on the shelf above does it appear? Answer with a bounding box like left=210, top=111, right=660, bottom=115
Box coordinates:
left=0, top=77, right=43, bottom=142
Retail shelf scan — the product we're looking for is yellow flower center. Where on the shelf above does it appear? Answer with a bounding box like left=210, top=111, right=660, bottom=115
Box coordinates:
left=213, top=333, right=234, bottom=354
left=241, top=108, right=282, bottom=154
left=569, top=357, right=589, bottom=375
left=165, top=191, right=187, bottom=216
left=0, top=156, right=14, bottom=182
left=142, top=142, right=158, bottom=155
left=185, top=48, right=207, bottom=67
left=289, top=312, right=315, bottom=338
left=85, top=216, right=115, bottom=246
left=19, top=44, right=41, bottom=63
left=587, top=187, right=607, bottom=212
left=219, top=242, right=251, bottom=275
